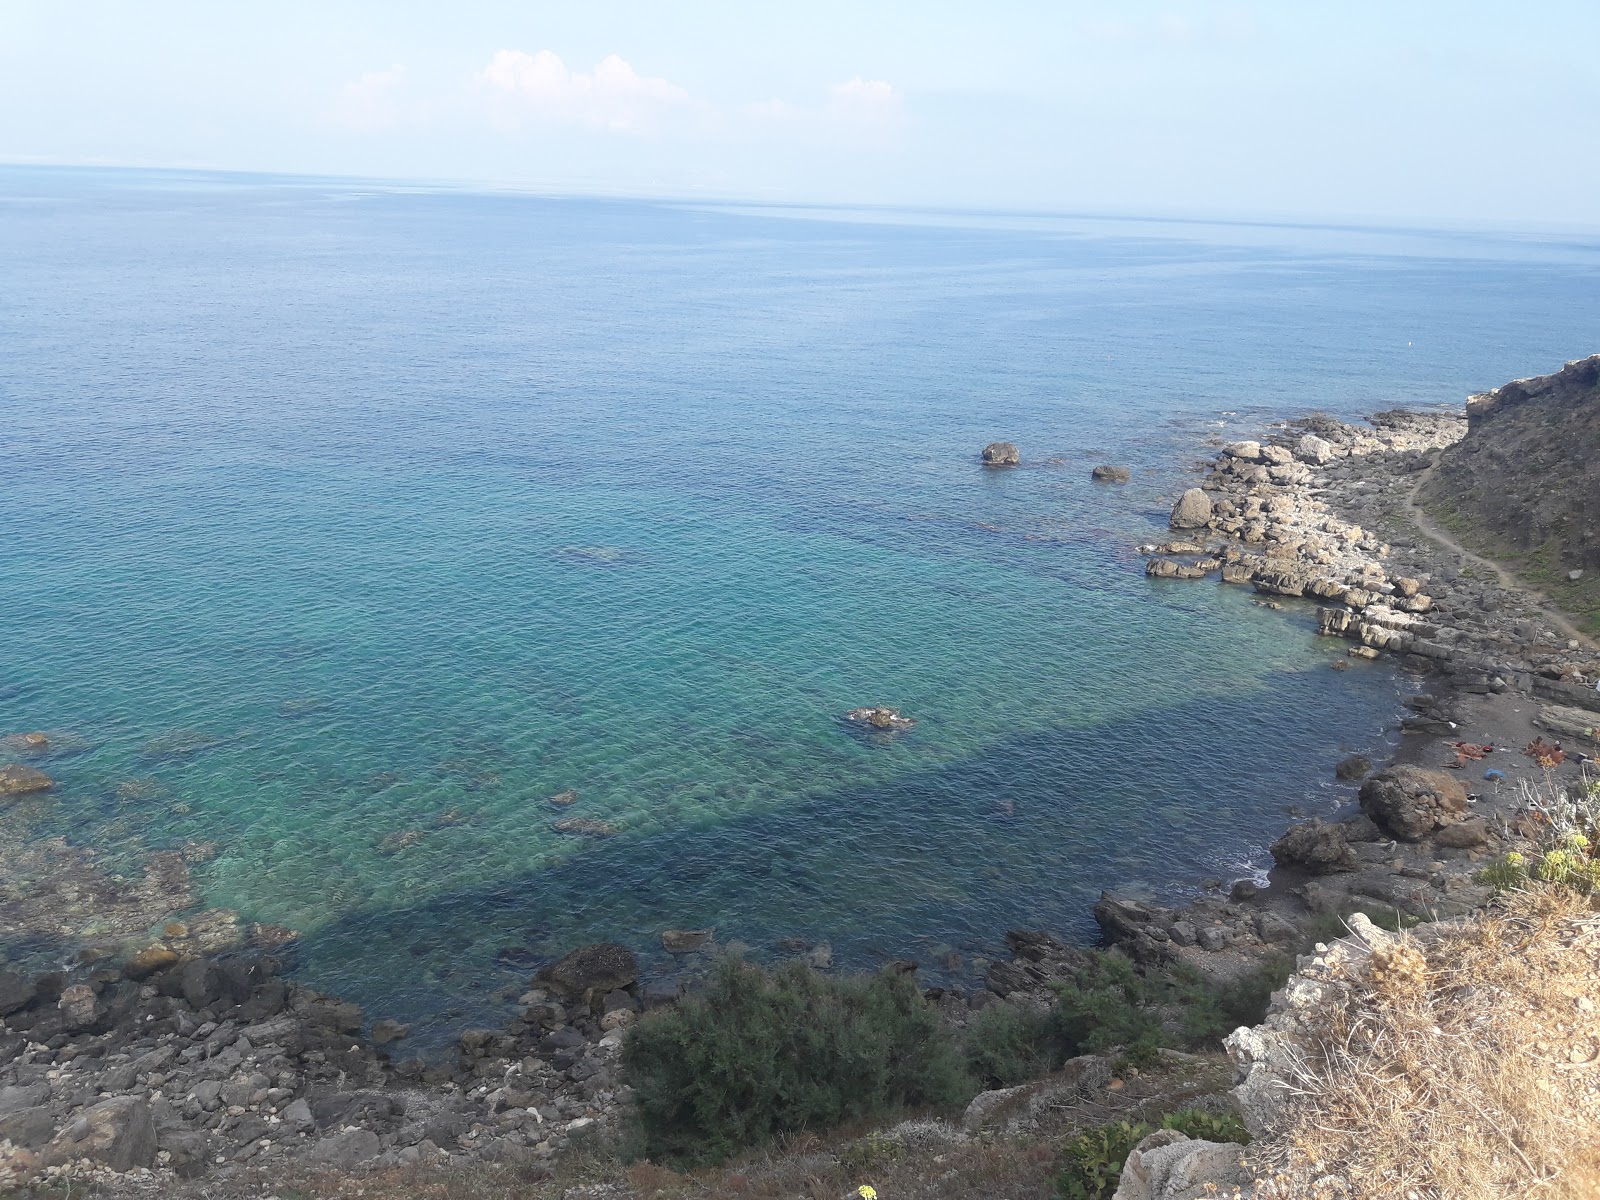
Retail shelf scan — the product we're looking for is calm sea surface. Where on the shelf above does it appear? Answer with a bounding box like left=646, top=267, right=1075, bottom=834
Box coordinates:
left=3, top=167, right=1598, bottom=1039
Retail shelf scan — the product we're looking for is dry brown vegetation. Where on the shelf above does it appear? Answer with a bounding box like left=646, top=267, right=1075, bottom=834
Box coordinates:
left=1251, top=887, right=1600, bottom=1200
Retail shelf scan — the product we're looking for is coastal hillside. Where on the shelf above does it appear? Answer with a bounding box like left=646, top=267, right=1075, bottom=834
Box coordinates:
left=1418, top=355, right=1600, bottom=634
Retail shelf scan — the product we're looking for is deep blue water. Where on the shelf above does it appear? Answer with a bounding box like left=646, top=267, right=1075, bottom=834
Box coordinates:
left=3, top=167, right=1598, bottom=1040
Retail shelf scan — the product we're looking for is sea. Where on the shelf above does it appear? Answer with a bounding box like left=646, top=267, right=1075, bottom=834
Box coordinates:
left=3, top=166, right=1598, bottom=1043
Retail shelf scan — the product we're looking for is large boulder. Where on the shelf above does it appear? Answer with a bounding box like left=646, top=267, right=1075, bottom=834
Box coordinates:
left=1111, top=1129, right=1253, bottom=1200
left=1359, top=766, right=1469, bottom=841
left=536, top=942, right=639, bottom=998
left=41, top=1098, right=157, bottom=1172
left=1271, top=820, right=1357, bottom=874
left=1295, top=433, right=1337, bottom=465
left=1169, top=489, right=1214, bottom=530
left=981, top=441, right=1020, bottom=466
left=0, top=764, right=53, bottom=798
left=1092, top=464, right=1132, bottom=483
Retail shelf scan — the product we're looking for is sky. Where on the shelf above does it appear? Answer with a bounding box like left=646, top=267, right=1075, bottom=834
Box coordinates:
left=2, top=1, right=1597, bottom=226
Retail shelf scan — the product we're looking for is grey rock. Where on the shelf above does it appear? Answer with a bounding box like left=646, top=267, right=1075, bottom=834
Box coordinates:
left=981, top=441, right=1020, bottom=466
left=0, top=1105, right=56, bottom=1148
left=281, top=1097, right=314, bottom=1132
left=42, top=1097, right=158, bottom=1172
left=1169, top=488, right=1214, bottom=530
left=1335, top=754, right=1372, bottom=781
left=0, top=1083, right=49, bottom=1117
left=307, top=1127, right=382, bottom=1168
left=1359, top=766, right=1470, bottom=841
left=0, top=971, right=33, bottom=1016
left=1271, top=820, right=1358, bottom=874
left=371, top=1018, right=410, bottom=1045
left=1112, top=1130, right=1252, bottom=1200
left=536, top=942, right=639, bottom=998
left=1092, top=464, right=1131, bottom=483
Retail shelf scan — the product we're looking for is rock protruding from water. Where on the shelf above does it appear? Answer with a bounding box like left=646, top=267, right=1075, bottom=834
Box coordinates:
left=1168, top=488, right=1213, bottom=529
left=1358, top=766, right=1469, bottom=841
left=1271, top=820, right=1357, bottom=874
left=0, top=764, right=52, bottom=798
left=536, top=943, right=639, bottom=999
left=660, top=929, right=712, bottom=955
left=981, top=441, right=1020, bottom=466
left=843, top=706, right=916, bottom=732
left=1092, top=464, right=1131, bottom=483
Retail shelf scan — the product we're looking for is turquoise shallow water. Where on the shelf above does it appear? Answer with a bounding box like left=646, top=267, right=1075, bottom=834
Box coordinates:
left=3, top=168, right=1599, bottom=1041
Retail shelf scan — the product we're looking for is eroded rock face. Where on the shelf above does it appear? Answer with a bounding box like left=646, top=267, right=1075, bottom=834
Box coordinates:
left=1169, top=489, right=1214, bottom=530
left=981, top=441, right=1021, bottom=466
left=1358, top=766, right=1468, bottom=841
left=536, top=942, right=639, bottom=998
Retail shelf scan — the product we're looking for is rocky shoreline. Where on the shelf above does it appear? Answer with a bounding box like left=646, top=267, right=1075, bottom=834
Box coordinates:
left=4, top=404, right=1598, bottom=1194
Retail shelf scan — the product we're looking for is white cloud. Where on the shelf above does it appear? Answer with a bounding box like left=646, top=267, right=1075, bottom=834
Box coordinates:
left=477, top=49, right=694, bottom=133
left=330, top=65, right=411, bottom=132
left=829, top=77, right=904, bottom=125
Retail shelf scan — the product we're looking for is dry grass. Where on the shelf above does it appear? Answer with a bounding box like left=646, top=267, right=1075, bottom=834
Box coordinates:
left=1252, top=887, right=1600, bottom=1199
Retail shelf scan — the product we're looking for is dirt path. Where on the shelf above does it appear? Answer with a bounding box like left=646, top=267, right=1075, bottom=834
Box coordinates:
left=1403, top=464, right=1597, bottom=652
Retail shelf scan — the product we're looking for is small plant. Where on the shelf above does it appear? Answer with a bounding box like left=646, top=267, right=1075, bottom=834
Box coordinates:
left=1534, top=833, right=1600, bottom=893
left=1476, top=850, right=1528, bottom=891
left=1161, top=1106, right=1251, bottom=1145
left=837, top=1130, right=908, bottom=1173
left=1055, top=1120, right=1153, bottom=1200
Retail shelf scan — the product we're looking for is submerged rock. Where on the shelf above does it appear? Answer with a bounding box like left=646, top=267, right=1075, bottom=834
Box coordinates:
left=1092, top=464, right=1132, bottom=483
left=551, top=816, right=618, bottom=838
left=980, top=441, right=1020, bottom=466
left=0, top=764, right=52, bottom=798
left=844, top=706, right=915, bottom=732
left=660, top=929, right=712, bottom=955
left=537, top=943, right=639, bottom=998
left=548, top=789, right=578, bottom=806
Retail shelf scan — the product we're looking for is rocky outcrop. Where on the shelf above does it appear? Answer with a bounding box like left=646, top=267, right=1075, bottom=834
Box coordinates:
left=1421, top=354, right=1599, bottom=584
left=981, top=441, right=1020, bottom=466
left=1357, top=766, right=1468, bottom=841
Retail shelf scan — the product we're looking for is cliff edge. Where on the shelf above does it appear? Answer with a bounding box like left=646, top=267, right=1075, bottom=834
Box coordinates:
left=1418, top=354, right=1600, bottom=632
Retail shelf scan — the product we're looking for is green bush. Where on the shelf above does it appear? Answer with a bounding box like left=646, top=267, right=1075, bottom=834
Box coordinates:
left=962, top=1000, right=1054, bottom=1087
left=1055, top=1120, right=1152, bottom=1200
left=1161, top=1106, right=1251, bottom=1145
left=1173, top=954, right=1293, bottom=1047
left=1046, top=951, right=1169, bottom=1059
left=622, top=958, right=974, bottom=1164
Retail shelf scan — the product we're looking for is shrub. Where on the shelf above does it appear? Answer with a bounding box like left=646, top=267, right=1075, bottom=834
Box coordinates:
left=622, top=958, right=973, bottom=1164
left=1045, top=951, right=1169, bottom=1059
left=961, top=1000, right=1054, bottom=1087
left=1161, top=1106, right=1251, bottom=1145
left=1055, top=1120, right=1151, bottom=1200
